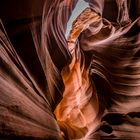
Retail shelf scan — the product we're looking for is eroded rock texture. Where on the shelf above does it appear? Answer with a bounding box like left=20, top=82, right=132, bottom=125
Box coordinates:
left=0, top=0, right=140, bottom=139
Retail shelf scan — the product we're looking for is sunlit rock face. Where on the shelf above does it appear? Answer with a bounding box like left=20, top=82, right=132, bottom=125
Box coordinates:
left=0, top=0, right=140, bottom=139
left=54, top=8, right=101, bottom=139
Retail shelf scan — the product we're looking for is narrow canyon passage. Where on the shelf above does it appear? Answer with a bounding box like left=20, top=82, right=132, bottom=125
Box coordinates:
left=0, top=0, right=140, bottom=139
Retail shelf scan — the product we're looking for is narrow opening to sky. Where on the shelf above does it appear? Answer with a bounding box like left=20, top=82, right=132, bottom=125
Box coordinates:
left=65, top=0, right=89, bottom=38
